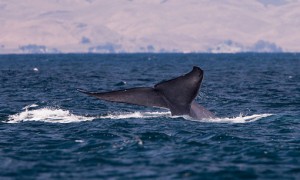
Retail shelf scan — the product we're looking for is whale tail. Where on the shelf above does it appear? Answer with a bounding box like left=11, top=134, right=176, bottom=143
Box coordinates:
left=77, top=87, right=168, bottom=109
left=78, top=66, right=204, bottom=116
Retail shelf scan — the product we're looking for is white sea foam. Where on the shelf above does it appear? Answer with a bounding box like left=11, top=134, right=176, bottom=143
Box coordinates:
left=188, top=113, right=273, bottom=123
left=98, top=111, right=171, bottom=120
left=22, top=104, right=39, bottom=110
left=6, top=105, right=170, bottom=123
left=7, top=106, right=94, bottom=123
left=6, top=104, right=272, bottom=124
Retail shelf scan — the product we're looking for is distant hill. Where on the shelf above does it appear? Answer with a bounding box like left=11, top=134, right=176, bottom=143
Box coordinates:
left=0, top=0, right=299, bottom=53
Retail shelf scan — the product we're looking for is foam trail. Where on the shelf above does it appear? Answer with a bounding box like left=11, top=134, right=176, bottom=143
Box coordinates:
left=98, top=111, right=171, bottom=119
left=6, top=105, right=170, bottom=123
left=187, top=113, right=273, bottom=123
left=7, top=106, right=94, bottom=123
left=6, top=104, right=272, bottom=124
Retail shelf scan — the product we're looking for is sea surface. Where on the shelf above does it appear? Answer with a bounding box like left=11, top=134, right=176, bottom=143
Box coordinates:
left=0, top=53, right=299, bottom=179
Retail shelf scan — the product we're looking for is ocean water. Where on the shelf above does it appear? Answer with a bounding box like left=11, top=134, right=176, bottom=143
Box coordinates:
left=0, top=53, right=299, bottom=179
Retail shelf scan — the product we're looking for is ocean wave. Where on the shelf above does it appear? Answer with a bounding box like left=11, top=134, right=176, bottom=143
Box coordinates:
left=6, top=104, right=273, bottom=124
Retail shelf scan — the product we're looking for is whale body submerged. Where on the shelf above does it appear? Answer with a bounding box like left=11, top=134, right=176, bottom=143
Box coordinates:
left=78, top=66, right=215, bottom=120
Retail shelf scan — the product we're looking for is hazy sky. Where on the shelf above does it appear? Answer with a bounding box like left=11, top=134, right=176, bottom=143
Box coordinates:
left=0, top=0, right=299, bottom=53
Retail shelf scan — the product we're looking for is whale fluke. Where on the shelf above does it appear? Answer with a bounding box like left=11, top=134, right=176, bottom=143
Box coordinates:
left=77, top=88, right=168, bottom=108
left=78, top=66, right=215, bottom=119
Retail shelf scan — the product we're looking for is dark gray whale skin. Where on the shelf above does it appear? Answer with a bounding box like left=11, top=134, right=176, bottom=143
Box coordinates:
left=78, top=66, right=215, bottom=120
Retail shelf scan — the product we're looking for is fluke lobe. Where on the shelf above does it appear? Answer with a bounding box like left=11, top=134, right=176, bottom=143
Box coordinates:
left=78, top=66, right=215, bottom=120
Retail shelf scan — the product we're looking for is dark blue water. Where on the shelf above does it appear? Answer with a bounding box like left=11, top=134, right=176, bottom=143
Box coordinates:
left=0, top=53, right=299, bottom=179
